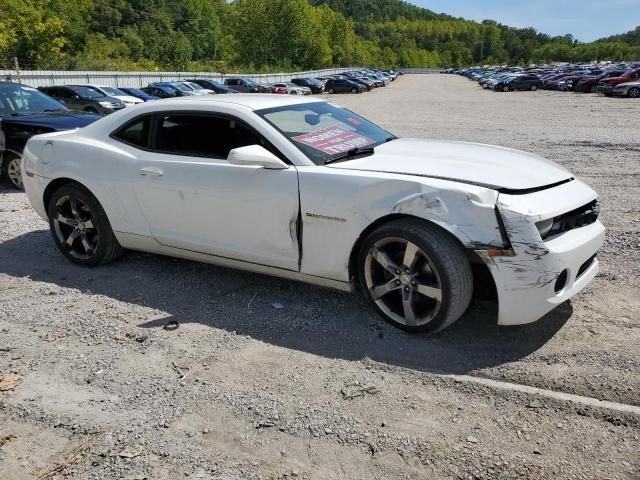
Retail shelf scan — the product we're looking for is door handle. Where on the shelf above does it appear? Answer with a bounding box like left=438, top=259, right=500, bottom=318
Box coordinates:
left=139, top=167, right=164, bottom=177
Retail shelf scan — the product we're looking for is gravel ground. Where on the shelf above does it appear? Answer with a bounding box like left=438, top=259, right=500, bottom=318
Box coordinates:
left=1, top=74, right=639, bottom=479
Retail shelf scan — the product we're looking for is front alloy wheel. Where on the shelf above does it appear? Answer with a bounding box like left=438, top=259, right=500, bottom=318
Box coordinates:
left=5, top=154, right=23, bottom=190
left=358, top=219, right=473, bottom=333
left=629, top=87, right=640, bottom=98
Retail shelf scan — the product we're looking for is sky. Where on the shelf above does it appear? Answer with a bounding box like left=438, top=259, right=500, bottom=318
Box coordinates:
left=411, top=0, right=639, bottom=42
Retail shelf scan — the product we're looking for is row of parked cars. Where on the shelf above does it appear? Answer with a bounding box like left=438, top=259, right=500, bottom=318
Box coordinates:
left=33, top=69, right=401, bottom=115
left=0, top=69, right=401, bottom=189
left=443, top=63, right=640, bottom=98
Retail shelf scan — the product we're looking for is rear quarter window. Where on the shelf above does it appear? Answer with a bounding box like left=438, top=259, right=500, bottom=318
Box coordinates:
left=112, top=116, right=151, bottom=149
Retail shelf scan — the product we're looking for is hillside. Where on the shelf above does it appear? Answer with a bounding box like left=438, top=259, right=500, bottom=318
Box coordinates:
left=0, top=0, right=638, bottom=71
left=309, top=0, right=446, bottom=22
left=598, top=26, right=640, bottom=46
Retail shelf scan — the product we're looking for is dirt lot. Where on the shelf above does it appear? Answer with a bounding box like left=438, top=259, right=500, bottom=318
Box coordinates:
left=1, top=74, right=639, bottom=480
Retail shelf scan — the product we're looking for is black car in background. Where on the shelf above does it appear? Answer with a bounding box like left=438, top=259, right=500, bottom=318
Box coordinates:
left=494, top=74, right=541, bottom=92
left=291, top=78, right=324, bottom=94
left=1, top=83, right=99, bottom=189
left=118, top=87, right=160, bottom=102
left=324, top=79, right=366, bottom=94
left=140, top=86, right=178, bottom=99
left=186, top=79, right=239, bottom=94
left=223, top=78, right=269, bottom=93
left=38, top=85, right=125, bottom=114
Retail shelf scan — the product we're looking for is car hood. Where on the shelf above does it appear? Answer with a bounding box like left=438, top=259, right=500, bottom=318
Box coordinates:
left=1, top=111, right=100, bottom=131
left=604, top=76, right=631, bottom=83
left=327, top=138, right=573, bottom=191
left=616, top=80, right=640, bottom=87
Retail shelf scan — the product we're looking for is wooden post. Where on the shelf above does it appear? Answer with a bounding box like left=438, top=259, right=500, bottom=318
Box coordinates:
left=13, top=57, right=21, bottom=84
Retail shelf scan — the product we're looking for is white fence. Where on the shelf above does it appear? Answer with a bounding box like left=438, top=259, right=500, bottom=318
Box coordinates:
left=0, top=67, right=361, bottom=88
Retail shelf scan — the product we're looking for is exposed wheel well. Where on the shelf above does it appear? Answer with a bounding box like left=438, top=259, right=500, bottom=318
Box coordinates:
left=348, top=214, right=463, bottom=281
left=347, top=214, right=497, bottom=300
left=43, top=178, right=90, bottom=211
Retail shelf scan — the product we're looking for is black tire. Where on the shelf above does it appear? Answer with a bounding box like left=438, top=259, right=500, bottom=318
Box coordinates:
left=85, top=107, right=99, bottom=114
left=47, top=183, right=123, bottom=267
left=628, top=87, right=640, bottom=98
left=357, top=219, right=473, bottom=334
left=2, top=153, right=23, bottom=190
left=589, top=84, right=597, bottom=93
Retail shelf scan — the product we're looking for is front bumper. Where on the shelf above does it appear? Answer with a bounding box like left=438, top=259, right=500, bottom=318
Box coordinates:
left=477, top=179, right=605, bottom=326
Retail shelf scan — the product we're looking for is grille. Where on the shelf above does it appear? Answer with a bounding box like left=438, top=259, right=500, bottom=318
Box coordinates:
left=549, top=201, right=600, bottom=237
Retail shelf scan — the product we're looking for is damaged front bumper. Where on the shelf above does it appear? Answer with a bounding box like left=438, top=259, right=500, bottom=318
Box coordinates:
left=476, top=179, right=605, bottom=326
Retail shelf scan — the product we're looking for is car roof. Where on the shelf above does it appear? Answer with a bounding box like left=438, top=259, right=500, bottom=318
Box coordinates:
left=159, top=94, right=326, bottom=111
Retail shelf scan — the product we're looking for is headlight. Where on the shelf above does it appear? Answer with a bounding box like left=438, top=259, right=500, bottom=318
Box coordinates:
left=535, top=218, right=554, bottom=239
left=99, top=101, right=113, bottom=107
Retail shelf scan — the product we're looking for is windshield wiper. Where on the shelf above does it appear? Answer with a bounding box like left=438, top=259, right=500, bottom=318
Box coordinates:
left=324, top=146, right=375, bottom=165
left=43, top=108, right=66, bottom=112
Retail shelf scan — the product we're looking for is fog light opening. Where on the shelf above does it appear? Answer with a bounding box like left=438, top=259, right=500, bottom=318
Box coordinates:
left=555, top=269, right=569, bottom=293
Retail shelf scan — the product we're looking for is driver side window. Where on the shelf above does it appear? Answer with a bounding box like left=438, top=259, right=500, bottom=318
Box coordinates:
left=152, top=113, right=268, bottom=159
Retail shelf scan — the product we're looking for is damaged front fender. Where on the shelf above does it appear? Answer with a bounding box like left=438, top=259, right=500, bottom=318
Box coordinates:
left=391, top=188, right=505, bottom=249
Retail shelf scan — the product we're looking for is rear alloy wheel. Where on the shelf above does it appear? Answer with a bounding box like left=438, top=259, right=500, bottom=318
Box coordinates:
left=47, top=184, right=123, bottom=266
left=351, top=87, right=358, bottom=94
left=589, top=84, right=597, bottom=93
left=502, top=85, right=510, bottom=92
left=530, top=85, right=538, bottom=91
left=4, top=154, right=23, bottom=190
left=358, top=219, right=473, bottom=333
left=628, top=87, right=640, bottom=98
left=328, top=88, right=335, bottom=94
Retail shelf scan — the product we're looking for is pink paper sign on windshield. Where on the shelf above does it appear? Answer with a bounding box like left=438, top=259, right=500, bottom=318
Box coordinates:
left=292, top=126, right=375, bottom=155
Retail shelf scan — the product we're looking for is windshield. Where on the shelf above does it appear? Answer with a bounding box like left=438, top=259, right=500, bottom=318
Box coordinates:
left=99, top=86, right=126, bottom=96
left=257, top=102, right=394, bottom=165
left=124, top=88, right=146, bottom=96
left=71, top=86, right=105, bottom=99
left=0, top=84, right=68, bottom=117
left=155, top=82, right=190, bottom=92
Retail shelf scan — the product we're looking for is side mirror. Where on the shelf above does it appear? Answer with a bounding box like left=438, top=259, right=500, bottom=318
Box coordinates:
left=227, top=145, right=288, bottom=170
left=71, top=95, right=80, bottom=100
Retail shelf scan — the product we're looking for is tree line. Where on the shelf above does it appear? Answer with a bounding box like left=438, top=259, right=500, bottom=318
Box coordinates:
left=0, top=0, right=638, bottom=71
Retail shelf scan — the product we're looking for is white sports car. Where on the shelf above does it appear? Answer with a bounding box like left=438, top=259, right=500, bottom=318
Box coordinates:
left=22, top=95, right=605, bottom=333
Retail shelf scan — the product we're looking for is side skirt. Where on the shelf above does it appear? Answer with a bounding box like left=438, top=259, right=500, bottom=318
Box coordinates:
left=115, top=231, right=354, bottom=293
